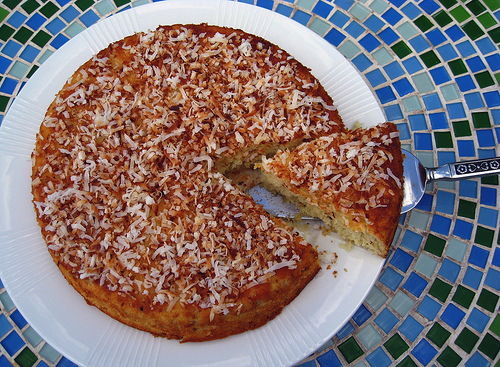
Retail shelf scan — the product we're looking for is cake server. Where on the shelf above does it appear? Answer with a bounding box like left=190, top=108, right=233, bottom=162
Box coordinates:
left=248, top=149, right=500, bottom=217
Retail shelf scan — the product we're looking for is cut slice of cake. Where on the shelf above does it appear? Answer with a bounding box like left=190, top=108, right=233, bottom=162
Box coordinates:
left=259, top=122, right=404, bottom=258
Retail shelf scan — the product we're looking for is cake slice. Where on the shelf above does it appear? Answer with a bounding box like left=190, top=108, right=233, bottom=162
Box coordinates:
left=259, top=122, right=404, bottom=258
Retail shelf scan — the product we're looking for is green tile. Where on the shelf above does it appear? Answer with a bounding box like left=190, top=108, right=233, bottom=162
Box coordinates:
left=436, top=346, right=462, bottom=367
left=452, top=285, right=475, bottom=308
left=495, top=72, right=500, bottom=85
left=474, top=71, right=495, bottom=88
left=478, top=333, right=500, bottom=360
left=458, top=199, right=476, bottom=219
left=452, top=120, right=472, bottom=137
left=27, top=65, right=38, bottom=79
left=434, top=131, right=453, bottom=148
left=477, top=288, right=499, bottom=312
left=0, top=95, right=10, bottom=113
left=488, top=26, right=500, bottom=43
left=427, top=323, right=451, bottom=347
left=463, top=20, right=486, bottom=40
left=455, top=327, right=479, bottom=353
left=466, top=0, right=487, bottom=15
left=472, top=111, right=491, bottom=128
left=0, top=7, right=10, bottom=22
left=490, top=314, right=500, bottom=337
left=76, top=0, right=95, bottom=11
left=384, top=333, right=409, bottom=359
left=40, top=2, right=59, bottom=18
left=429, top=278, right=452, bottom=302
left=2, top=0, right=22, bottom=10
left=414, top=15, right=434, bottom=32
left=396, top=356, right=419, bottom=367
left=424, top=234, right=446, bottom=257
left=21, top=0, right=41, bottom=14
left=485, top=0, right=500, bottom=11
left=438, top=0, right=458, bottom=7
left=13, top=27, right=34, bottom=43
left=450, top=6, right=471, bottom=22
left=338, top=337, right=364, bottom=363
left=448, top=59, right=468, bottom=75
left=420, top=50, right=441, bottom=68
left=391, top=41, right=412, bottom=59
left=14, top=347, right=37, bottom=367
left=433, top=10, right=454, bottom=27
left=482, top=175, right=499, bottom=185
left=478, top=12, right=498, bottom=28
left=32, top=30, right=51, bottom=47
left=475, top=226, right=495, bottom=247
left=0, top=24, right=16, bottom=42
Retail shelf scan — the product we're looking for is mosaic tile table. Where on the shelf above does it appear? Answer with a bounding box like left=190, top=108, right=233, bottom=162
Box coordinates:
left=0, top=0, right=499, bottom=366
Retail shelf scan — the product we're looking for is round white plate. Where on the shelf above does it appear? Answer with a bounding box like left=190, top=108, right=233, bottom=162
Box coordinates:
left=0, top=1, right=386, bottom=366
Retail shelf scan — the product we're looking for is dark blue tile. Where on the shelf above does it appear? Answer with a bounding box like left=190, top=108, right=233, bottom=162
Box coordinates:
left=384, top=61, right=405, bottom=79
left=336, top=321, right=355, bottom=340
left=453, top=218, right=474, bottom=240
left=436, top=43, right=459, bottom=61
left=477, top=129, right=496, bottom=147
left=324, top=28, right=346, bottom=47
left=375, top=86, right=397, bottom=104
left=465, top=92, right=485, bottom=110
left=480, top=187, right=497, bottom=207
left=430, top=214, right=452, bottom=236
left=484, top=91, right=500, bottom=108
left=379, top=267, right=404, bottom=291
left=0, top=355, right=14, bottom=367
left=456, top=75, right=477, bottom=92
left=463, top=266, right=483, bottom=290
left=0, top=56, right=11, bottom=74
left=404, top=272, right=428, bottom=297
left=378, top=27, right=399, bottom=45
left=417, top=295, right=441, bottom=320
left=440, top=303, right=466, bottom=329
left=464, top=352, right=491, bottom=367
left=374, top=308, right=399, bottom=333
left=436, top=191, right=455, bottom=214
left=388, top=0, right=406, bottom=7
left=0, top=330, right=24, bottom=356
left=412, top=338, right=438, bottom=365
left=409, top=34, right=430, bottom=52
left=459, top=180, right=478, bottom=198
left=402, top=2, right=422, bottom=19
left=364, top=14, right=385, bottom=33
left=297, top=361, right=317, bottom=367
left=0, top=314, right=12, bottom=338
left=468, top=245, right=489, bottom=268
left=9, top=310, right=27, bottom=329
left=445, top=25, right=465, bottom=41
left=414, top=132, right=433, bottom=150
left=51, top=34, right=70, bottom=49
left=366, top=347, right=392, bottom=367
left=399, top=315, right=424, bottom=341
left=390, top=248, right=414, bottom=273
left=416, top=193, right=433, bottom=211
left=256, top=0, right=274, bottom=10
left=429, top=66, right=451, bottom=84
left=352, top=304, right=372, bottom=326
left=55, top=357, right=78, bottom=367
left=484, top=268, right=500, bottom=291
left=466, top=55, right=486, bottom=72
left=317, top=350, right=343, bottom=367
left=393, top=78, right=414, bottom=96
left=467, top=308, right=490, bottom=333
left=366, top=69, right=386, bottom=87
left=457, top=140, right=476, bottom=157
left=26, top=12, right=47, bottom=31
left=275, top=4, right=293, bottom=17
left=428, top=112, right=448, bottom=129
left=382, top=8, right=403, bottom=25
left=56, top=0, right=72, bottom=5
left=485, top=54, right=500, bottom=71
left=423, top=93, right=443, bottom=110
left=359, top=33, right=381, bottom=52
left=426, top=28, right=447, bottom=46
left=0, top=78, right=17, bottom=94
left=312, top=1, right=334, bottom=18
left=399, top=230, right=424, bottom=254
left=419, top=0, right=440, bottom=14
left=402, top=56, right=424, bottom=74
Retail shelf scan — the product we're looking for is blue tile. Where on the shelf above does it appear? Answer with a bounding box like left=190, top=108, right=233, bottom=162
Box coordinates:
left=485, top=54, right=500, bottom=71
left=26, top=13, right=47, bottom=31
left=46, top=17, right=66, bottom=35
left=256, top=0, right=274, bottom=10
left=446, top=102, right=466, bottom=119
left=390, top=248, right=414, bottom=273
left=6, top=11, right=27, bottom=28
left=484, top=90, right=500, bottom=108
left=364, top=14, right=385, bottom=33
left=312, top=1, right=334, bottom=18
left=329, top=11, right=350, bottom=27
left=453, top=218, right=474, bottom=240
left=345, top=22, right=364, bottom=38
left=464, top=352, right=491, bottom=367
left=0, top=355, right=14, bottom=367
left=412, top=339, right=438, bottom=365
left=401, top=2, right=422, bottom=19
left=56, top=0, right=72, bottom=5
left=428, top=112, right=447, bottom=129
left=352, top=304, right=372, bottom=326
left=0, top=314, right=12, bottom=338
left=334, top=0, right=354, bottom=11
left=404, top=272, right=428, bottom=297
left=445, top=25, right=465, bottom=42
left=19, top=44, right=40, bottom=63
left=475, top=37, right=497, bottom=55
left=417, top=295, right=441, bottom=320
left=384, top=61, right=405, bottom=79
left=80, top=10, right=100, bottom=27
left=402, top=56, right=424, bottom=74
left=423, top=93, right=443, bottom=111
left=465, top=92, right=485, bottom=110
left=477, top=129, right=496, bottom=147
left=426, top=28, right=447, bottom=46
left=414, top=132, right=433, bottom=150
left=416, top=193, right=433, bottom=211
left=397, top=122, right=411, bottom=139
left=400, top=230, right=424, bottom=253
left=456, top=40, right=476, bottom=57
left=374, top=308, right=399, bottom=333
left=297, top=361, right=317, bottom=367
left=469, top=245, right=490, bottom=269
left=438, top=260, right=460, bottom=283
left=467, top=308, right=490, bottom=333
left=60, top=6, right=80, bottom=23
left=1, top=40, right=22, bottom=58
left=388, top=0, right=405, bottom=6
left=491, top=248, right=500, bottom=267
left=0, top=330, right=24, bottom=356
left=366, top=347, right=392, bottom=367
left=393, top=78, right=414, bottom=96
left=436, top=43, right=459, bottom=61
left=480, top=207, right=499, bottom=228
left=409, top=35, right=430, bottom=52
left=379, top=267, right=404, bottom=291
left=459, top=180, right=478, bottom=198
left=466, top=56, right=486, bottom=72
left=481, top=187, right=497, bottom=207
left=493, top=109, right=500, bottom=124
left=463, top=266, right=483, bottom=290
left=336, top=321, right=355, bottom=340
left=436, top=191, right=455, bottom=214
left=382, top=8, right=403, bottom=25
left=378, top=27, right=399, bottom=45
left=359, top=33, right=381, bottom=52
left=455, top=75, right=476, bottom=92
left=375, top=86, right=397, bottom=104
left=0, top=56, right=12, bottom=74
left=50, top=34, right=70, bottom=49
left=275, top=4, right=293, bottom=17
left=440, top=303, right=466, bottom=329
left=9, top=310, right=27, bottom=329
left=484, top=268, right=500, bottom=291
left=351, top=53, right=372, bottom=72
left=55, top=357, right=78, bottom=367
left=457, top=140, right=476, bottom=158
left=317, top=350, right=342, bottom=367
left=366, top=69, right=386, bottom=87
left=384, top=104, right=404, bottom=121
left=399, top=315, right=424, bottom=342
left=292, top=10, right=312, bottom=25
left=437, top=151, right=456, bottom=165
left=0, top=78, right=17, bottom=94
left=419, top=0, right=440, bottom=14
left=429, top=66, right=451, bottom=84
left=324, top=28, right=346, bottom=47
left=430, top=214, right=452, bottom=236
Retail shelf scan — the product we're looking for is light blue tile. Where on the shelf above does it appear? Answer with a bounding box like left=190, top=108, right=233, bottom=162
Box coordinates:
left=414, top=253, right=438, bottom=277
left=408, top=211, right=430, bottom=231
left=365, top=286, right=388, bottom=311
left=389, top=291, right=414, bottom=316
left=357, top=324, right=382, bottom=349
left=445, top=238, right=468, bottom=262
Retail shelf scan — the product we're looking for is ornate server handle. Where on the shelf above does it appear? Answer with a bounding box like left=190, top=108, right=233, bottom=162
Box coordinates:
left=428, top=157, right=500, bottom=182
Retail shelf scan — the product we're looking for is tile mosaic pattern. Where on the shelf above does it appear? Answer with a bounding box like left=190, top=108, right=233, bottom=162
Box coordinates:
left=0, top=0, right=499, bottom=365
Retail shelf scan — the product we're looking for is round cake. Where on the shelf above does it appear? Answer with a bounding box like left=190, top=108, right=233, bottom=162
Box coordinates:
left=31, top=24, right=344, bottom=342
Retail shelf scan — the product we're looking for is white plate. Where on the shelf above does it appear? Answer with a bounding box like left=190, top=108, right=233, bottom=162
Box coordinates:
left=0, top=1, right=386, bottom=366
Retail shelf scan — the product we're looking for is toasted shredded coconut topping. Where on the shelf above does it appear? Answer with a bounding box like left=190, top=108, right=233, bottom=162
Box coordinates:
left=32, top=25, right=342, bottom=316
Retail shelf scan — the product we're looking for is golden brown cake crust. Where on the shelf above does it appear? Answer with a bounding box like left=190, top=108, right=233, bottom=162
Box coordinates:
left=31, top=24, right=343, bottom=342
